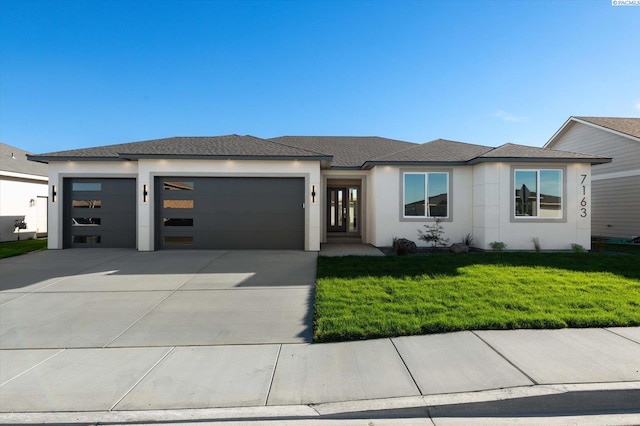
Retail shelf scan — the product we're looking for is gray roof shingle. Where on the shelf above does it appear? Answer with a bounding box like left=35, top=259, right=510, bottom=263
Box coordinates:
left=1, top=143, right=48, bottom=177
left=27, top=134, right=610, bottom=168
left=367, top=139, right=494, bottom=164
left=475, top=143, right=610, bottom=163
left=269, top=136, right=417, bottom=168
left=575, top=117, right=640, bottom=140
left=30, top=135, right=330, bottom=161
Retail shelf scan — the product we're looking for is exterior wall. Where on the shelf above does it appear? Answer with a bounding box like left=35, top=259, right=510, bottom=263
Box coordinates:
left=473, top=162, right=592, bottom=250
left=592, top=175, right=640, bottom=238
left=0, top=174, right=48, bottom=242
left=47, top=159, right=321, bottom=251
left=548, top=122, right=640, bottom=239
left=368, top=165, right=474, bottom=248
left=550, top=123, right=640, bottom=175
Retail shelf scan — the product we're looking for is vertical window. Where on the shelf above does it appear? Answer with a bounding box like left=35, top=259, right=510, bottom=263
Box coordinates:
left=403, top=172, right=449, bottom=218
left=514, top=169, right=563, bottom=219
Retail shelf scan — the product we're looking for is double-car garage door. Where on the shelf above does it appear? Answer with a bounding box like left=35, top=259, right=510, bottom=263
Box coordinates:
left=65, top=177, right=305, bottom=250
left=157, top=177, right=304, bottom=249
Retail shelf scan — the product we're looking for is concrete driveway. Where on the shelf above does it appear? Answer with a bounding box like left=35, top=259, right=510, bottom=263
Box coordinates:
left=0, top=249, right=317, bottom=348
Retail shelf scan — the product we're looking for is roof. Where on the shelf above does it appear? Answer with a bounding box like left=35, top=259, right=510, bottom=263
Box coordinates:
left=470, top=143, right=610, bottom=164
left=0, top=143, right=48, bottom=177
left=28, top=135, right=331, bottom=162
left=366, top=139, right=493, bottom=165
left=546, top=116, right=640, bottom=148
left=269, top=136, right=416, bottom=168
left=28, top=134, right=611, bottom=168
left=574, top=117, right=640, bottom=139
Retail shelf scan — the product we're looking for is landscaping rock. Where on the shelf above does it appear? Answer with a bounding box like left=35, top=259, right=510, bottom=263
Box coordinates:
left=395, top=238, right=418, bottom=254
left=450, top=243, right=470, bottom=253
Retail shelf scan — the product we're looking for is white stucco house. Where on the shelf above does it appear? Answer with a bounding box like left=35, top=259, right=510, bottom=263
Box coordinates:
left=545, top=116, right=640, bottom=240
left=28, top=135, right=609, bottom=251
left=0, top=143, right=48, bottom=242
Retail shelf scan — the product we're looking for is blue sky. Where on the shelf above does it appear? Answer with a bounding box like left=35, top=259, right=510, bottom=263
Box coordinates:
left=1, top=0, right=638, bottom=154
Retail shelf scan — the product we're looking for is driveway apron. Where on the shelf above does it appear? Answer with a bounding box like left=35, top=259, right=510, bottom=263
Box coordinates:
left=0, top=249, right=317, bottom=349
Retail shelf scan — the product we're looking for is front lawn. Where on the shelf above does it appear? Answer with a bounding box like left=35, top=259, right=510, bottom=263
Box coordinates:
left=314, top=252, right=640, bottom=343
left=0, top=239, right=47, bottom=259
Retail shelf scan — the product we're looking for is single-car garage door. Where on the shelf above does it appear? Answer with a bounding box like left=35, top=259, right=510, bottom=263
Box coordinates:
left=63, top=178, right=136, bottom=248
left=156, top=177, right=304, bottom=249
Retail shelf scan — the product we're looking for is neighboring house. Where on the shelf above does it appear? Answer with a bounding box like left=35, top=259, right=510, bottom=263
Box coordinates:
left=545, top=117, right=640, bottom=240
left=0, top=143, right=48, bottom=242
left=28, top=135, right=608, bottom=251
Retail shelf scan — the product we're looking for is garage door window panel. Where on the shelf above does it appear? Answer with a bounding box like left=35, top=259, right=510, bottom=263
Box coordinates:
left=73, top=200, right=102, bottom=208
left=164, top=181, right=194, bottom=191
left=72, top=182, right=102, bottom=191
left=163, top=218, right=194, bottom=226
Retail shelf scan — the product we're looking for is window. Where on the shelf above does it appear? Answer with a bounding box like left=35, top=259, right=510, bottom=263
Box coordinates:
left=163, top=236, right=194, bottom=245
left=72, top=218, right=101, bottom=226
left=164, top=181, right=194, bottom=191
left=403, top=172, right=449, bottom=218
left=163, top=218, right=194, bottom=226
left=72, top=182, right=102, bottom=191
left=514, top=169, right=563, bottom=219
left=163, top=200, right=194, bottom=209
left=72, top=200, right=102, bottom=208
left=72, top=235, right=101, bottom=244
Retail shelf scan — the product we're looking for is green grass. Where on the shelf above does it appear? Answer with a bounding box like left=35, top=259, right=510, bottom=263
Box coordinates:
left=0, top=239, right=47, bottom=259
left=601, top=243, right=640, bottom=255
left=314, top=252, right=640, bottom=342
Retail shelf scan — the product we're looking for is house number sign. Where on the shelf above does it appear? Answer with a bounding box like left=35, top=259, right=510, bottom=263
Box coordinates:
left=580, top=174, right=588, bottom=218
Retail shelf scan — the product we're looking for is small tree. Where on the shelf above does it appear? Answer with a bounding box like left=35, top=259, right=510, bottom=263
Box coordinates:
left=418, top=217, right=450, bottom=248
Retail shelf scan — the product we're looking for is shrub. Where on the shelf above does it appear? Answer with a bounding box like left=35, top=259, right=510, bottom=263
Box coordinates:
left=571, top=243, right=587, bottom=253
left=417, top=217, right=450, bottom=248
left=489, top=241, right=506, bottom=252
left=461, top=233, right=474, bottom=246
left=533, top=237, right=541, bottom=253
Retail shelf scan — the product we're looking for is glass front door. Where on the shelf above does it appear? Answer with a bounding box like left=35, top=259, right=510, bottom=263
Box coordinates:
left=327, top=186, right=359, bottom=233
left=327, top=187, right=347, bottom=232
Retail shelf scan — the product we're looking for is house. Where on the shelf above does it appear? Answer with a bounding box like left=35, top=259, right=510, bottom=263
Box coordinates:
left=27, top=135, right=609, bottom=251
left=0, top=143, right=48, bottom=242
left=545, top=117, right=640, bottom=240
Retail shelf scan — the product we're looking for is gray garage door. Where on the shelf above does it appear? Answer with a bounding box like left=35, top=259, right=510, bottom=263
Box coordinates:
left=156, top=177, right=304, bottom=249
left=63, top=178, right=136, bottom=248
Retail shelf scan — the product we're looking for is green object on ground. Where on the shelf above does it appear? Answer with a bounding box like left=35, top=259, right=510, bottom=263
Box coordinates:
left=314, top=253, right=640, bottom=342
left=0, top=239, right=47, bottom=259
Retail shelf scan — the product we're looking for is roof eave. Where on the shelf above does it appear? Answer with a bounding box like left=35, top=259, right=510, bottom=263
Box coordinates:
left=118, top=154, right=332, bottom=161
left=361, top=161, right=468, bottom=169
left=27, top=155, right=124, bottom=164
left=546, top=117, right=640, bottom=148
left=467, top=157, right=612, bottom=165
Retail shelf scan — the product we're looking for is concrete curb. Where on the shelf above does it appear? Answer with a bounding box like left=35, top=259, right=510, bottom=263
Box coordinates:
left=2, top=382, right=639, bottom=424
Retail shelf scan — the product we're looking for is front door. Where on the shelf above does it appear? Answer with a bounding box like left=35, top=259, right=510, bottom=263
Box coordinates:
left=327, top=187, right=347, bottom=232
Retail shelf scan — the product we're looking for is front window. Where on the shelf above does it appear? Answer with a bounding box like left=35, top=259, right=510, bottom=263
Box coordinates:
left=403, top=172, right=449, bottom=218
left=514, top=169, right=563, bottom=219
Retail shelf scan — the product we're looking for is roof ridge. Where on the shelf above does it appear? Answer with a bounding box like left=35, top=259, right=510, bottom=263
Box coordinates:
left=255, top=136, right=331, bottom=157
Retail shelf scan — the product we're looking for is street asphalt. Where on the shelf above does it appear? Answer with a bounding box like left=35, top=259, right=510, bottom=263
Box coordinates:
left=0, top=248, right=639, bottom=424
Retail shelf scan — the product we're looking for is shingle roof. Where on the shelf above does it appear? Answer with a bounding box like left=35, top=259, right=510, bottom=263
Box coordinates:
left=28, top=134, right=610, bottom=168
left=368, top=139, right=494, bottom=164
left=269, top=136, right=416, bottom=168
left=1, top=143, right=48, bottom=177
left=29, top=135, right=330, bottom=161
left=475, top=143, right=610, bottom=162
left=574, top=117, right=640, bottom=140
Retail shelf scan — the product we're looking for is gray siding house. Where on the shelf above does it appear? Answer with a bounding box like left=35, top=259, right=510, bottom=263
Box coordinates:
left=545, top=116, right=640, bottom=240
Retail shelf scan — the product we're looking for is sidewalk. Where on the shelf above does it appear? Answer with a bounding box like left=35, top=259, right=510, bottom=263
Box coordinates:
left=1, top=328, right=639, bottom=424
